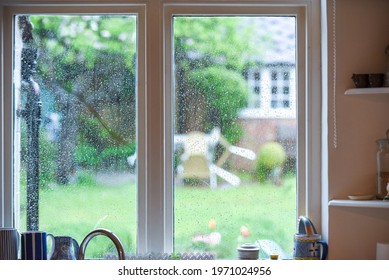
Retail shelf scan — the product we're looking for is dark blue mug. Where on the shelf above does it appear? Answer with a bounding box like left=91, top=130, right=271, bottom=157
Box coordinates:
left=21, top=231, right=50, bottom=260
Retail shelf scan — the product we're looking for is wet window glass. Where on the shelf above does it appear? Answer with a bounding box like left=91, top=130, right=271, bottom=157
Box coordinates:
left=173, top=16, right=297, bottom=259
left=13, top=13, right=297, bottom=260
left=13, top=15, right=137, bottom=259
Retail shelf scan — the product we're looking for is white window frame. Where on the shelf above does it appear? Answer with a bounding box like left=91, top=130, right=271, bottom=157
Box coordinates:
left=0, top=0, right=323, bottom=255
left=0, top=3, right=149, bottom=252
left=241, top=65, right=297, bottom=119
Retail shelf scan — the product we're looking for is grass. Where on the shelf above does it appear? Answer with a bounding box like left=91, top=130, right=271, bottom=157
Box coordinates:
left=174, top=177, right=296, bottom=259
left=19, top=172, right=296, bottom=259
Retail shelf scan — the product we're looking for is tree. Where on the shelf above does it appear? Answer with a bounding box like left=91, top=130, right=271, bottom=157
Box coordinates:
left=26, top=15, right=272, bottom=184
left=31, top=15, right=137, bottom=183
left=186, top=66, right=248, bottom=144
left=173, top=17, right=270, bottom=143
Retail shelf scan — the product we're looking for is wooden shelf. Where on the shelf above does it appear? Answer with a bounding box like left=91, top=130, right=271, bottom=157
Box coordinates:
left=329, top=199, right=389, bottom=209
left=345, top=87, right=389, bottom=95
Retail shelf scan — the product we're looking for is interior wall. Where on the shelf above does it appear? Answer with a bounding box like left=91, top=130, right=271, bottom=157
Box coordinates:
left=327, top=0, right=389, bottom=259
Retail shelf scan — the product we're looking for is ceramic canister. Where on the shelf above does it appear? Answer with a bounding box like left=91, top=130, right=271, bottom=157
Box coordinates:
left=293, top=233, right=328, bottom=260
left=0, top=227, right=19, bottom=260
left=237, top=243, right=260, bottom=260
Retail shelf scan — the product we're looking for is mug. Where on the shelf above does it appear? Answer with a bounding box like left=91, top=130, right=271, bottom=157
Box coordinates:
left=0, top=227, right=19, bottom=260
left=21, top=231, right=50, bottom=260
left=293, top=233, right=328, bottom=260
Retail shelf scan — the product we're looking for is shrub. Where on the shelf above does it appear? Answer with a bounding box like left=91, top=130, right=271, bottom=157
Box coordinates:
left=99, top=144, right=136, bottom=170
left=75, top=143, right=100, bottom=168
left=255, top=142, right=286, bottom=183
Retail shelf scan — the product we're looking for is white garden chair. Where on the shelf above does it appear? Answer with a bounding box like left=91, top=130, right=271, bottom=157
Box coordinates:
left=175, top=127, right=256, bottom=188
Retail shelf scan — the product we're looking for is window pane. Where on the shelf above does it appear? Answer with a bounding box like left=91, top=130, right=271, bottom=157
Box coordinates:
left=173, top=16, right=296, bottom=259
left=13, top=15, right=137, bottom=259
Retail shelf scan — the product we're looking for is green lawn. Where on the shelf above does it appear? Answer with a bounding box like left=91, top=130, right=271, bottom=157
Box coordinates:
left=20, top=174, right=296, bottom=259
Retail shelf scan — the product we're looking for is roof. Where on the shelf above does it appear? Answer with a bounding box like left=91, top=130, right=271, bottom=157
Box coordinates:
left=245, top=16, right=296, bottom=65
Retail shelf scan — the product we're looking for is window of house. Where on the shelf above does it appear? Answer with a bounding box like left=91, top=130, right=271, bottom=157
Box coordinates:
left=247, top=70, right=262, bottom=108
left=0, top=1, right=322, bottom=259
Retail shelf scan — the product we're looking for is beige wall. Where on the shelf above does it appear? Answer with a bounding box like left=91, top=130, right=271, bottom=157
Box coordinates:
left=327, top=0, right=389, bottom=259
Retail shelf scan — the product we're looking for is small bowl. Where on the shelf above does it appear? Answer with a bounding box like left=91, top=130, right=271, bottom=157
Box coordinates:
left=270, top=254, right=279, bottom=260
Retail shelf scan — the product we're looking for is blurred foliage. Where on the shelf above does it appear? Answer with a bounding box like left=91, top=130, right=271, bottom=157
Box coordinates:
left=174, top=17, right=269, bottom=142
left=174, top=17, right=266, bottom=72
left=256, top=142, right=287, bottom=183
left=27, top=15, right=137, bottom=180
left=187, top=66, right=248, bottom=144
left=31, top=15, right=137, bottom=142
left=23, top=15, right=272, bottom=181
left=75, top=143, right=136, bottom=170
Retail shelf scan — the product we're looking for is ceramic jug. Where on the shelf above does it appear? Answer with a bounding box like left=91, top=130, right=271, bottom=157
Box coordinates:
left=293, top=216, right=328, bottom=260
left=48, top=234, right=79, bottom=260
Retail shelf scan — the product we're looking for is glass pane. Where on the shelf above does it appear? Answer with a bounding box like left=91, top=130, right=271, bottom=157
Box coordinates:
left=13, top=15, right=137, bottom=259
left=173, top=16, right=297, bottom=259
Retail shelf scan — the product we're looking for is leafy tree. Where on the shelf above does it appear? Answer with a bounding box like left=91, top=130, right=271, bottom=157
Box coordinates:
left=26, top=15, right=272, bottom=183
left=30, top=15, right=137, bottom=183
left=174, top=17, right=270, bottom=142
left=186, top=66, right=248, bottom=144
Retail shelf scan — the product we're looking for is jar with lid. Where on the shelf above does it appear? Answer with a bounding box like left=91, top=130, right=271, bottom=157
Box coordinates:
left=376, top=130, right=389, bottom=199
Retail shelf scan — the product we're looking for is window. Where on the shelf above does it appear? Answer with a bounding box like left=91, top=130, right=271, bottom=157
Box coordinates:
left=247, top=69, right=262, bottom=108
left=13, top=14, right=138, bottom=258
left=172, top=15, right=299, bottom=258
left=0, top=1, right=322, bottom=259
left=2, top=5, right=146, bottom=258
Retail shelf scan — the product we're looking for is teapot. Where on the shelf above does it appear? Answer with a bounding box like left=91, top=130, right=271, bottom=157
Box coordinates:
left=48, top=234, right=79, bottom=260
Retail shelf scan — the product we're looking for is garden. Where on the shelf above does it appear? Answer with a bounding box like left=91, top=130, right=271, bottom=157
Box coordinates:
left=19, top=171, right=296, bottom=259
left=16, top=15, right=297, bottom=260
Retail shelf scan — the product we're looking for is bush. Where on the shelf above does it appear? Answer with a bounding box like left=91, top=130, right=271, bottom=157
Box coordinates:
left=99, top=144, right=136, bottom=170
left=75, top=143, right=100, bottom=168
left=75, top=143, right=136, bottom=170
left=255, top=142, right=286, bottom=183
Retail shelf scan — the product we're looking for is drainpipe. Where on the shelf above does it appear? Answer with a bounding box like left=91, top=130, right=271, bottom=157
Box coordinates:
left=18, top=16, right=41, bottom=231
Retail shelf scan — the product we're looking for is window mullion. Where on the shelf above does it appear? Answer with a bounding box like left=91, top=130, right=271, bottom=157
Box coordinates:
left=143, top=1, right=170, bottom=254
left=1, top=8, right=14, bottom=228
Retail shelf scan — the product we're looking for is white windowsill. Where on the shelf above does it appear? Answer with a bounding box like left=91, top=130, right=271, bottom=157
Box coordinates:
left=329, top=199, right=389, bottom=209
